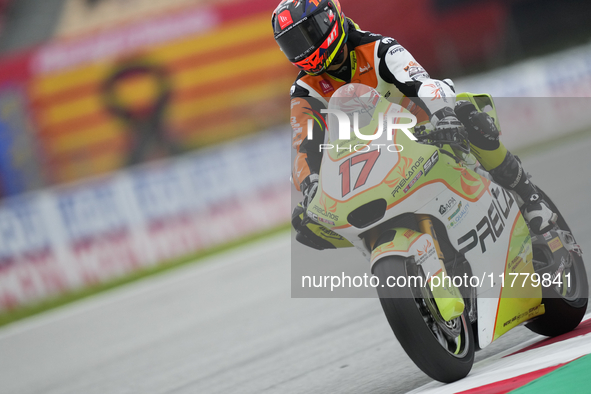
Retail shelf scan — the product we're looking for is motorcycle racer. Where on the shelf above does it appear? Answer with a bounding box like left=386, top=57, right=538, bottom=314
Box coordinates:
left=272, top=0, right=556, bottom=249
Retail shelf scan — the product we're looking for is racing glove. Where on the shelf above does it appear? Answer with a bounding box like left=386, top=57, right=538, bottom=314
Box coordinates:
left=291, top=203, right=337, bottom=250
left=425, top=107, right=469, bottom=151
left=454, top=101, right=500, bottom=145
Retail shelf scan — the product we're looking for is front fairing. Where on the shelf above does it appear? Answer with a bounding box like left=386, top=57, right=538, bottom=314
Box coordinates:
left=306, top=84, right=542, bottom=347
left=307, top=98, right=485, bottom=245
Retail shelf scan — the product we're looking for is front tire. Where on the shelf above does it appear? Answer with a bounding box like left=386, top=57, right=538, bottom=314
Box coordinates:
left=373, top=256, right=474, bottom=383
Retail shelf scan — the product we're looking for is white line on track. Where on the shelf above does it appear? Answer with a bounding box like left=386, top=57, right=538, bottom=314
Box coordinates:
left=409, top=313, right=591, bottom=393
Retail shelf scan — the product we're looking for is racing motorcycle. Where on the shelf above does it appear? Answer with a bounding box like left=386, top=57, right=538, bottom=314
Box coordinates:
left=304, top=83, right=588, bottom=383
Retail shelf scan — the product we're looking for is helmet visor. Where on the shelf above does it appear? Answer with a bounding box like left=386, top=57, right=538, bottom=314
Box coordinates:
left=275, top=12, right=334, bottom=62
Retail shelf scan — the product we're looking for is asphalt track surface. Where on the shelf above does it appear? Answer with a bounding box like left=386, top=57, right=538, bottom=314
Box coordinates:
left=1, top=134, right=590, bottom=394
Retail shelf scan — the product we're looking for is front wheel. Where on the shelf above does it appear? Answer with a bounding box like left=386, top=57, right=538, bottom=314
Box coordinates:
left=373, top=256, right=474, bottom=383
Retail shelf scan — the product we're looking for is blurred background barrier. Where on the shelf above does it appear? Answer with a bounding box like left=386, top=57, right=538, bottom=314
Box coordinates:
left=0, top=130, right=290, bottom=312
left=0, top=0, right=589, bottom=197
left=455, top=43, right=591, bottom=149
left=0, top=0, right=590, bottom=313
left=0, top=0, right=590, bottom=197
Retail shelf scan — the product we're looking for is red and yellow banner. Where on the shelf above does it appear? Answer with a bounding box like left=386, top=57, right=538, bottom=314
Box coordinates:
left=0, top=0, right=294, bottom=186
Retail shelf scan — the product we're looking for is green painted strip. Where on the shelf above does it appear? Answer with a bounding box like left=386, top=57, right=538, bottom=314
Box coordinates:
left=509, top=353, right=591, bottom=393
left=0, top=223, right=291, bottom=328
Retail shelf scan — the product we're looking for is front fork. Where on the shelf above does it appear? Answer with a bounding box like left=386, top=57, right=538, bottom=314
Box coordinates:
left=416, top=214, right=445, bottom=261
left=416, top=214, right=465, bottom=322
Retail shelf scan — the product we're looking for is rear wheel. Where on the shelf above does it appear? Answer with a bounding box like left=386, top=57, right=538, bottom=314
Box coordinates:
left=526, top=238, right=587, bottom=336
left=525, top=189, right=588, bottom=337
left=373, top=256, right=474, bottom=383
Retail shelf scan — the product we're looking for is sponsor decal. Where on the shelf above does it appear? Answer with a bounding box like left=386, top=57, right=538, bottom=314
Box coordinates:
left=359, top=63, right=373, bottom=75
left=382, top=37, right=394, bottom=44
left=416, top=239, right=436, bottom=265
left=403, top=170, right=423, bottom=194
left=447, top=201, right=462, bottom=221
left=425, top=81, right=448, bottom=102
left=549, top=237, right=564, bottom=253
left=403, top=61, right=421, bottom=72
left=417, top=239, right=431, bottom=256
left=312, top=204, right=339, bottom=221
left=439, top=196, right=457, bottom=216
left=278, top=10, right=294, bottom=30
left=408, top=66, right=429, bottom=81
left=319, top=227, right=344, bottom=240
left=323, top=24, right=339, bottom=49
left=542, top=231, right=552, bottom=241
left=457, top=187, right=514, bottom=254
left=503, top=304, right=542, bottom=328
left=508, top=233, right=532, bottom=272
left=423, top=150, right=439, bottom=176
left=319, top=79, right=334, bottom=94
left=306, top=210, right=319, bottom=222
left=447, top=202, right=470, bottom=229
left=403, top=229, right=414, bottom=239
left=318, top=216, right=335, bottom=226
left=388, top=45, right=405, bottom=56
left=403, top=62, right=429, bottom=81
left=391, top=156, right=425, bottom=197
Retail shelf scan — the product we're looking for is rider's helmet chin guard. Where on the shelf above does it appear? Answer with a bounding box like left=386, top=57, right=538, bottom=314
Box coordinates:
left=272, top=0, right=349, bottom=76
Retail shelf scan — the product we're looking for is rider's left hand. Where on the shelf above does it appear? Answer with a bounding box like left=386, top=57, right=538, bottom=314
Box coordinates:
left=426, top=107, right=466, bottom=145
left=301, top=173, right=319, bottom=212
left=430, top=107, right=464, bottom=140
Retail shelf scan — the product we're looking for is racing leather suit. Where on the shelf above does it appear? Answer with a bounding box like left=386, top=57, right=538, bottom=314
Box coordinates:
left=290, top=21, right=549, bottom=249
left=291, top=24, right=458, bottom=191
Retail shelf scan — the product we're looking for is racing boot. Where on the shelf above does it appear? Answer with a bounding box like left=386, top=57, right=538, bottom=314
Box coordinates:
left=488, top=151, right=557, bottom=234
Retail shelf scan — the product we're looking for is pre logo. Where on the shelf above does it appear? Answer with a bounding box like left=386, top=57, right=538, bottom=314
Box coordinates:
left=457, top=187, right=515, bottom=254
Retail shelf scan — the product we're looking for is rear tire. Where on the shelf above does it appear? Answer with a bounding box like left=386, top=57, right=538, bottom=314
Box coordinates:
left=373, top=256, right=474, bottom=383
left=525, top=294, right=587, bottom=337
left=525, top=189, right=588, bottom=337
